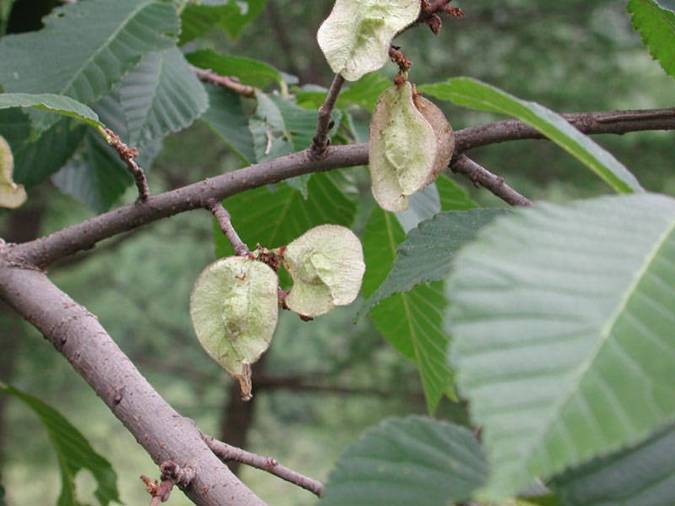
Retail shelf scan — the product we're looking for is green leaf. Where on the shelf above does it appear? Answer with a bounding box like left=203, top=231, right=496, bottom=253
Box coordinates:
left=629, top=0, right=675, bottom=79
left=362, top=208, right=452, bottom=412
left=0, top=383, right=120, bottom=506
left=201, top=85, right=256, bottom=164
left=320, top=416, right=487, bottom=506
left=215, top=173, right=357, bottom=256
left=117, top=47, right=208, bottom=147
left=296, top=73, right=392, bottom=113
left=249, top=92, right=341, bottom=196
left=420, top=78, right=643, bottom=194
left=4, top=115, right=86, bottom=187
left=0, top=93, right=103, bottom=130
left=187, top=49, right=282, bottom=88
left=251, top=92, right=341, bottom=160
left=0, top=0, right=178, bottom=113
left=363, top=209, right=508, bottom=315
left=553, top=425, right=675, bottom=506
left=437, top=174, right=478, bottom=211
left=180, top=0, right=267, bottom=44
left=447, top=193, right=675, bottom=500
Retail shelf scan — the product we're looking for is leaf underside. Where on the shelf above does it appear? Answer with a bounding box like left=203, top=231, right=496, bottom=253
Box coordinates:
left=448, top=193, right=675, bottom=499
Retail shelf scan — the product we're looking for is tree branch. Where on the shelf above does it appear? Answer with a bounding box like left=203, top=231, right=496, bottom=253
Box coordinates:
left=7, top=108, right=675, bottom=267
left=204, top=435, right=325, bottom=497
left=310, top=74, right=345, bottom=160
left=0, top=259, right=266, bottom=506
left=207, top=200, right=250, bottom=256
left=455, top=107, right=675, bottom=152
left=451, top=155, right=533, bottom=207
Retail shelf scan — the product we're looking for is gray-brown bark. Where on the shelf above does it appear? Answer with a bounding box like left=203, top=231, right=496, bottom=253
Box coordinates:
left=0, top=261, right=265, bottom=506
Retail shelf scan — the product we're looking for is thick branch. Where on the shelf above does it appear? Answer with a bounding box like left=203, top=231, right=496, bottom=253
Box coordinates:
left=204, top=435, right=324, bottom=497
left=310, top=74, right=345, bottom=159
left=0, top=260, right=265, bottom=506
left=451, top=155, right=533, bottom=207
left=9, top=108, right=675, bottom=267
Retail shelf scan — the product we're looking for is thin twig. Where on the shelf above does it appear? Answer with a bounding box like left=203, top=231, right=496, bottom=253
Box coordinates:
left=310, top=74, right=345, bottom=160
left=452, top=155, right=533, bottom=207
left=206, top=199, right=250, bottom=256
left=192, top=66, right=256, bottom=98
left=204, top=435, right=325, bottom=497
left=104, top=128, right=150, bottom=202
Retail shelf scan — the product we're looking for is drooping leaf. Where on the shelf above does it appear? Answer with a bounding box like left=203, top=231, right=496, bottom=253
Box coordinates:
left=190, top=257, right=279, bottom=399
left=629, top=0, right=675, bottom=79
left=317, top=0, right=421, bottom=81
left=363, top=209, right=508, bottom=314
left=283, top=225, right=365, bottom=317
left=180, top=0, right=267, bottom=44
left=214, top=173, right=357, bottom=256
left=420, top=78, right=643, bottom=194
left=116, top=47, right=208, bottom=148
left=0, top=0, right=179, bottom=113
left=5, top=115, right=86, bottom=187
left=201, top=85, right=256, bottom=164
left=320, top=416, right=487, bottom=506
left=187, top=49, right=282, bottom=88
left=362, top=208, right=452, bottom=412
left=0, top=134, right=26, bottom=208
left=0, top=383, right=120, bottom=506
left=0, top=93, right=103, bottom=131
left=553, top=424, right=675, bottom=506
left=369, top=83, right=438, bottom=212
left=447, top=193, right=675, bottom=500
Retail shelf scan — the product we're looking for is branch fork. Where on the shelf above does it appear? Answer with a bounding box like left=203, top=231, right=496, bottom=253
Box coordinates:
left=141, top=461, right=195, bottom=505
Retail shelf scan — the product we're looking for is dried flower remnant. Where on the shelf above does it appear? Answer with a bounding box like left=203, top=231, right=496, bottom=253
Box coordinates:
left=282, top=225, right=365, bottom=317
left=190, top=257, right=279, bottom=400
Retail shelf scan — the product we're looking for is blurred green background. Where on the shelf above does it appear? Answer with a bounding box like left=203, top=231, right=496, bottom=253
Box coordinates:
left=0, top=1, right=673, bottom=504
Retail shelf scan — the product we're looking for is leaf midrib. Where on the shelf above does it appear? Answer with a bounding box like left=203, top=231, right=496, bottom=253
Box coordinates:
left=60, top=1, right=153, bottom=100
